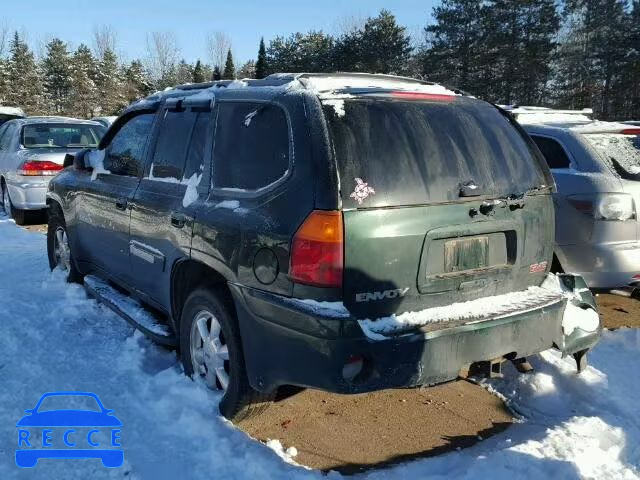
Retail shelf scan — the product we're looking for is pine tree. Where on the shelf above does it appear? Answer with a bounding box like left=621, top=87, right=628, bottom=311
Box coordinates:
left=42, top=38, right=72, bottom=115
left=255, top=38, right=267, bottom=78
left=422, top=0, right=486, bottom=93
left=6, top=32, right=45, bottom=114
left=212, top=66, right=221, bottom=81
left=222, top=49, right=235, bottom=79
left=123, top=59, right=153, bottom=104
left=174, top=59, right=194, bottom=85
left=68, top=44, right=99, bottom=118
left=554, top=0, right=629, bottom=118
left=96, top=48, right=125, bottom=116
left=237, top=60, right=256, bottom=79
left=193, top=60, right=205, bottom=83
left=334, top=10, right=412, bottom=74
left=0, top=58, right=8, bottom=104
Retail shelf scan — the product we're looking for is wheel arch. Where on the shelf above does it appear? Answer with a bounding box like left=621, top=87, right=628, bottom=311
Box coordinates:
left=170, top=259, right=236, bottom=340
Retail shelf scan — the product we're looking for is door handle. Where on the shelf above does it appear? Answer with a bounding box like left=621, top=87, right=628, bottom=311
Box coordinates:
left=115, top=198, right=128, bottom=211
left=170, top=213, right=188, bottom=229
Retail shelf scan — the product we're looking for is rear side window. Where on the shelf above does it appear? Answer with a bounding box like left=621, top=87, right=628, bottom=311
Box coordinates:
left=583, top=133, right=640, bottom=180
left=184, top=112, right=210, bottom=180
left=324, top=98, right=548, bottom=207
left=531, top=136, right=571, bottom=169
left=0, top=123, right=16, bottom=150
left=212, top=102, right=289, bottom=191
left=104, top=113, right=155, bottom=177
left=150, top=110, right=198, bottom=180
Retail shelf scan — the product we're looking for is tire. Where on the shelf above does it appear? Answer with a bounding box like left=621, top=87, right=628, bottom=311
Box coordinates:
left=47, top=207, right=83, bottom=283
left=2, top=182, right=26, bottom=225
left=180, top=288, right=274, bottom=422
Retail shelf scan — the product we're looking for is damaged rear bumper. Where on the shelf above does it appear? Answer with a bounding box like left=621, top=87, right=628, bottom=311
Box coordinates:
left=230, top=274, right=601, bottom=394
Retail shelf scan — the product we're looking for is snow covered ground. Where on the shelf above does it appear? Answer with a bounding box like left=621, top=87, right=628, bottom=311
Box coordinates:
left=1, top=216, right=639, bottom=479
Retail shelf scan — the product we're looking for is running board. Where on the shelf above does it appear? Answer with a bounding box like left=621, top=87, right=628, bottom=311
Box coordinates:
left=84, top=275, right=177, bottom=347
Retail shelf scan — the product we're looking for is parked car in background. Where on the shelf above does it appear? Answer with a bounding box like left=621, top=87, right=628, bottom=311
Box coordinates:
left=47, top=74, right=600, bottom=421
left=0, top=117, right=105, bottom=224
left=0, top=106, right=25, bottom=127
left=510, top=107, right=640, bottom=289
left=91, top=116, right=118, bottom=128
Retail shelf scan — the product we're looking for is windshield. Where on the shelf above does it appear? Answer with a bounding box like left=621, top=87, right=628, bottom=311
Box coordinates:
left=21, top=123, right=105, bottom=149
left=323, top=97, right=548, bottom=208
left=37, top=395, right=101, bottom=412
left=583, top=133, right=640, bottom=180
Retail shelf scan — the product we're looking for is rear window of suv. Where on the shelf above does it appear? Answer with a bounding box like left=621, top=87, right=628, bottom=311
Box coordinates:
left=583, top=133, right=640, bottom=180
left=323, top=98, right=548, bottom=208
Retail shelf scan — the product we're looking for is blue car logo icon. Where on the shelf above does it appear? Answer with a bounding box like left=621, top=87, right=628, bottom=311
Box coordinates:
left=16, top=392, right=123, bottom=468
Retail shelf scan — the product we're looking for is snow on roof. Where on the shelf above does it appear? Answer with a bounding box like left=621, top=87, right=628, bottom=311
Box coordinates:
left=297, top=74, right=459, bottom=97
left=0, top=106, right=25, bottom=117
left=509, top=107, right=593, bottom=125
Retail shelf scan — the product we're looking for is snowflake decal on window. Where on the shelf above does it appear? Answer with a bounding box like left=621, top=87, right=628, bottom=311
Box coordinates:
left=350, top=177, right=376, bottom=205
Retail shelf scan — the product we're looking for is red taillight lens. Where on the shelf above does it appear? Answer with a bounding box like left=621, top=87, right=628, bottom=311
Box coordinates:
left=621, top=129, right=640, bottom=135
left=290, top=210, right=343, bottom=288
left=391, top=91, right=455, bottom=102
left=18, top=160, right=63, bottom=176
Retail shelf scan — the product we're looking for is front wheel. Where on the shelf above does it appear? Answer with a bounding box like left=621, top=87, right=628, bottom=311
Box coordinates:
left=180, top=288, right=274, bottom=422
left=47, top=210, right=83, bottom=283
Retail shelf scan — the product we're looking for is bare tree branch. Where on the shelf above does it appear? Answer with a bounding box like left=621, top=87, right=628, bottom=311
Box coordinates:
left=206, top=31, right=232, bottom=70
left=93, top=25, right=117, bottom=60
left=145, top=31, right=180, bottom=84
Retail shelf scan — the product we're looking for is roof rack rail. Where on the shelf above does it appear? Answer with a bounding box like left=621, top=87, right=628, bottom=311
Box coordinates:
left=276, top=72, right=438, bottom=86
left=504, top=105, right=593, bottom=115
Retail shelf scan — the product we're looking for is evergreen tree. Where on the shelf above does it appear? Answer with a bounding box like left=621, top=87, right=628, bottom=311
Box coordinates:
left=193, top=60, right=205, bottom=83
left=485, top=0, right=560, bottom=105
left=237, top=60, right=256, bottom=79
left=222, top=49, right=235, bottom=79
left=68, top=44, right=99, bottom=118
left=267, top=32, right=334, bottom=73
left=6, top=32, right=45, bottom=114
left=212, top=65, right=222, bottom=81
left=42, top=38, right=72, bottom=115
left=421, top=0, right=486, bottom=93
left=96, top=48, right=125, bottom=115
left=0, top=58, right=8, bottom=104
left=255, top=38, right=267, bottom=78
left=175, top=59, right=194, bottom=84
left=123, top=59, right=153, bottom=104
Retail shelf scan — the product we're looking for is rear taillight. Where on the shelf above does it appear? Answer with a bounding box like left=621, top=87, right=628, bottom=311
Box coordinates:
left=290, top=210, right=343, bottom=288
left=568, top=193, right=635, bottom=221
left=621, top=129, right=640, bottom=135
left=17, top=160, right=63, bottom=176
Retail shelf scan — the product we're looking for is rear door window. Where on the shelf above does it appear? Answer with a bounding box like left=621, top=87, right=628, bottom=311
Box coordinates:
left=212, top=102, right=290, bottom=191
left=324, top=98, right=548, bottom=208
left=149, top=109, right=198, bottom=180
left=531, top=136, right=571, bottom=169
left=583, top=133, right=640, bottom=180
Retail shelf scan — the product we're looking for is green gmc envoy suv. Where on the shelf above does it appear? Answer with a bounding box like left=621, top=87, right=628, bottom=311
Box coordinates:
left=47, top=73, right=601, bottom=421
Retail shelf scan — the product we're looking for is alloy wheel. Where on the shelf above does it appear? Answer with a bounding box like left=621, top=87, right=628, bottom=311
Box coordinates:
left=190, top=310, right=231, bottom=391
left=53, top=227, right=71, bottom=271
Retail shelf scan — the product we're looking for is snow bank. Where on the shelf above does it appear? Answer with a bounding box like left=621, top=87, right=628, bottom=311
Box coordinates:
left=0, top=218, right=638, bottom=479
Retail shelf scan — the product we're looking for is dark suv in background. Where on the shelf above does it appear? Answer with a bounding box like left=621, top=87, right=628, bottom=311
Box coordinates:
left=47, top=73, right=601, bottom=421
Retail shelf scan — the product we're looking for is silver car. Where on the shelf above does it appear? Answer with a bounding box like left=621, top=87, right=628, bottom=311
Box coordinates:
left=0, top=117, right=105, bottom=224
left=511, top=107, right=640, bottom=289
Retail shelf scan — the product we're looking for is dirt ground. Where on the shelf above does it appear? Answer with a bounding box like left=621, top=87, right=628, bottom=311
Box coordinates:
left=17, top=219, right=639, bottom=473
left=596, top=293, right=640, bottom=329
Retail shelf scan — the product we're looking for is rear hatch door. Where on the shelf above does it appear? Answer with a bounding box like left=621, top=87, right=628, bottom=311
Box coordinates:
left=323, top=96, right=555, bottom=319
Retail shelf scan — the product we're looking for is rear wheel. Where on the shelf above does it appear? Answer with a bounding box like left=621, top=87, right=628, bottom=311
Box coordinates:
left=47, top=208, right=83, bottom=283
left=2, top=182, right=26, bottom=225
left=180, top=288, right=274, bottom=421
